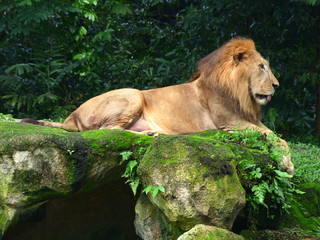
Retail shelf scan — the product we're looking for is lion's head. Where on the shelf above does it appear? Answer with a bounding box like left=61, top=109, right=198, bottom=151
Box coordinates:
left=195, top=37, right=279, bottom=124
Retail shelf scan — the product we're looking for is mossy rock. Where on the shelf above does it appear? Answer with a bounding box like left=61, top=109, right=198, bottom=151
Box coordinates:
left=138, top=134, right=246, bottom=231
left=0, top=123, right=289, bottom=240
left=177, top=224, right=244, bottom=240
left=135, top=194, right=183, bottom=240
left=0, top=122, right=152, bottom=237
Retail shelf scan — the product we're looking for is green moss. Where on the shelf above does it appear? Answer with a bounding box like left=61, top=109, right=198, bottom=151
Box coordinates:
left=10, top=169, right=43, bottom=191
left=81, top=129, right=152, bottom=153
left=0, top=122, right=68, bottom=136
left=0, top=122, right=149, bottom=151
left=0, top=204, right=10, bottom=238
left=179, top=225, right=244, bottom=240
left=138, top=134, right=246, bottom=230
left=0, top=122, right=75, bottom=154
left=136, top=194, right=183, bottom=240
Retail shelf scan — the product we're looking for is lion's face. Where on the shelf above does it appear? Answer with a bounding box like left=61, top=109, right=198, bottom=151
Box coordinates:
left=248, top=53, right=279, bottom=105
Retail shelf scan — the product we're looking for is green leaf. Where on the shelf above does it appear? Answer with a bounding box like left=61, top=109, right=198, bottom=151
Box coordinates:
left=294, top=189, right=305, bottom=194
left=112, top=3, right=131, bottom=15
left=120, top=151, right=132, bottom=162
left=127, top=160, right=138, bottom=172
left=122, top=160, right=137, bottom=179
left=84, top=12, right=98, bottom=21
left=17, top=0, right=32, bottom=6
left=255, top=172, right=262, bottom=178
left=252, top=184, right=267, bottom=204
left=304, top=0, right=320, bottom=6
left=158, top=185, right=165, bottom=193
left=34, top=93, right=58, bottom=105
left=275, top=170, right=293, bottom=178
left=129, top=177, right=140, bottom=196
left=143, top=185, right=165, bottom=197
left=92, top=29, right=114, bottom=42
left=152, top=187, right=159, bottom=197
left=73, top=53, right=86, bottom=60
left=2, top=95, right=15, bottom=100
left=79, top=26, right=87, bottom=36
left=5, top=64, right=33, bottom=75
left=142, top=185, right=152, bottom=194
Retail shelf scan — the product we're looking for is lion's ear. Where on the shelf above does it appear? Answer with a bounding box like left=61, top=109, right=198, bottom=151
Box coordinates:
left=233, top=47, right=249, bottom=64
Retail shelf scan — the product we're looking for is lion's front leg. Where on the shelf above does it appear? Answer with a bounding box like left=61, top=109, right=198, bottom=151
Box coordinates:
left=272, top=136, right=294, bottom=175
left=257, top=122, right=294, bottom=174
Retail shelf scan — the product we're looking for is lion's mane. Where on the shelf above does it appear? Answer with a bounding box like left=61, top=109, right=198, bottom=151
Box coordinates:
left=194, top=38, right=261, bottom=124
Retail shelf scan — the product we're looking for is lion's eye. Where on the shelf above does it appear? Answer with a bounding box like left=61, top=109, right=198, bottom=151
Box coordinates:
left=259, top=64, right=265, bottom=70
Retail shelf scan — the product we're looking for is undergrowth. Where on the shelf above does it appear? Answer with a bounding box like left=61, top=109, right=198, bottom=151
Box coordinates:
left=288, top=140, right=320, bottom=183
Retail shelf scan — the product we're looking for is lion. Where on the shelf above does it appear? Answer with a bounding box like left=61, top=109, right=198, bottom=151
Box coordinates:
left=21, top=37, right=294, bottom=174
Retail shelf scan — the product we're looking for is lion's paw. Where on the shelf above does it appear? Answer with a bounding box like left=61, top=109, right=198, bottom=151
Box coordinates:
left=146, top=131, right=159, bottom=137
left=280, top=155, right=294, bottom=175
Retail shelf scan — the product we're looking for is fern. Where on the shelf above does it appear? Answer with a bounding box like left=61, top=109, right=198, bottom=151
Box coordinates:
left=251, top=182, right=269, bottom=208
left=5, top=63, right=34, bottom=76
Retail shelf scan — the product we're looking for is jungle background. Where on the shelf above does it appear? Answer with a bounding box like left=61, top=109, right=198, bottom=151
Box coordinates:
left=0, top=0, right=319, bottom=137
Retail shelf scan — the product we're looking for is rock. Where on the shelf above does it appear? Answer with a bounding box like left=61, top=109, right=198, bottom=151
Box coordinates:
left=0, top=122, right=151, bottom=238
left=134, top=194, right=182, bottom=240
left=137, top=135, right=246, bottom=231
left=0, top=122, right=283, bottom=240
left=177, top=224, right=244, bottom=240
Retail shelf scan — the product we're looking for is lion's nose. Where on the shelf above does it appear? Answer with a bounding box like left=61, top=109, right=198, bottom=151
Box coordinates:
left=272, top=84, right=279, bottom=89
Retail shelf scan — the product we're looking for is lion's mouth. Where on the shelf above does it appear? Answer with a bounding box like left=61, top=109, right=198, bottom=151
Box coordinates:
left=255, top=94, right=272, bottom=102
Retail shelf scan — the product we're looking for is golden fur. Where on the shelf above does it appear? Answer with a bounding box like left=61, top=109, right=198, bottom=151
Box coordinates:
left=21, top=37, right=294, bottom=173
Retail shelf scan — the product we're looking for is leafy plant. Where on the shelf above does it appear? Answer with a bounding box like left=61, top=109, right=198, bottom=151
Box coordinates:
left=120, top=149, right=166, bottom=197
left=142, top=185, right=165, bottom=197
left=214, top=128, right=304, bottom=214
left=122, top=159, right=140, bottom=196
left=120, top=151, right=133, bottom=163
left=120, top=150, right=140, bottom=195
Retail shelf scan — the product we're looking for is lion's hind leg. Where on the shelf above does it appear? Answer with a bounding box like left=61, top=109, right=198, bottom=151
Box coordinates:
left=96, top=89, right=158, bottom=135
left=100, top=116, right=158, bottom=136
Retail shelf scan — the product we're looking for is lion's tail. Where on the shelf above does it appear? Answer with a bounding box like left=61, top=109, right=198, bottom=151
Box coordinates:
left=20, top=118, right=79, bottom=132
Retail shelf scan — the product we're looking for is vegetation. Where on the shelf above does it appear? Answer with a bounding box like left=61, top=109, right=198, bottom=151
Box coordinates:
left=213, top=129, right=303, bottom=213
left=289, top=139, right=320, bottom=183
